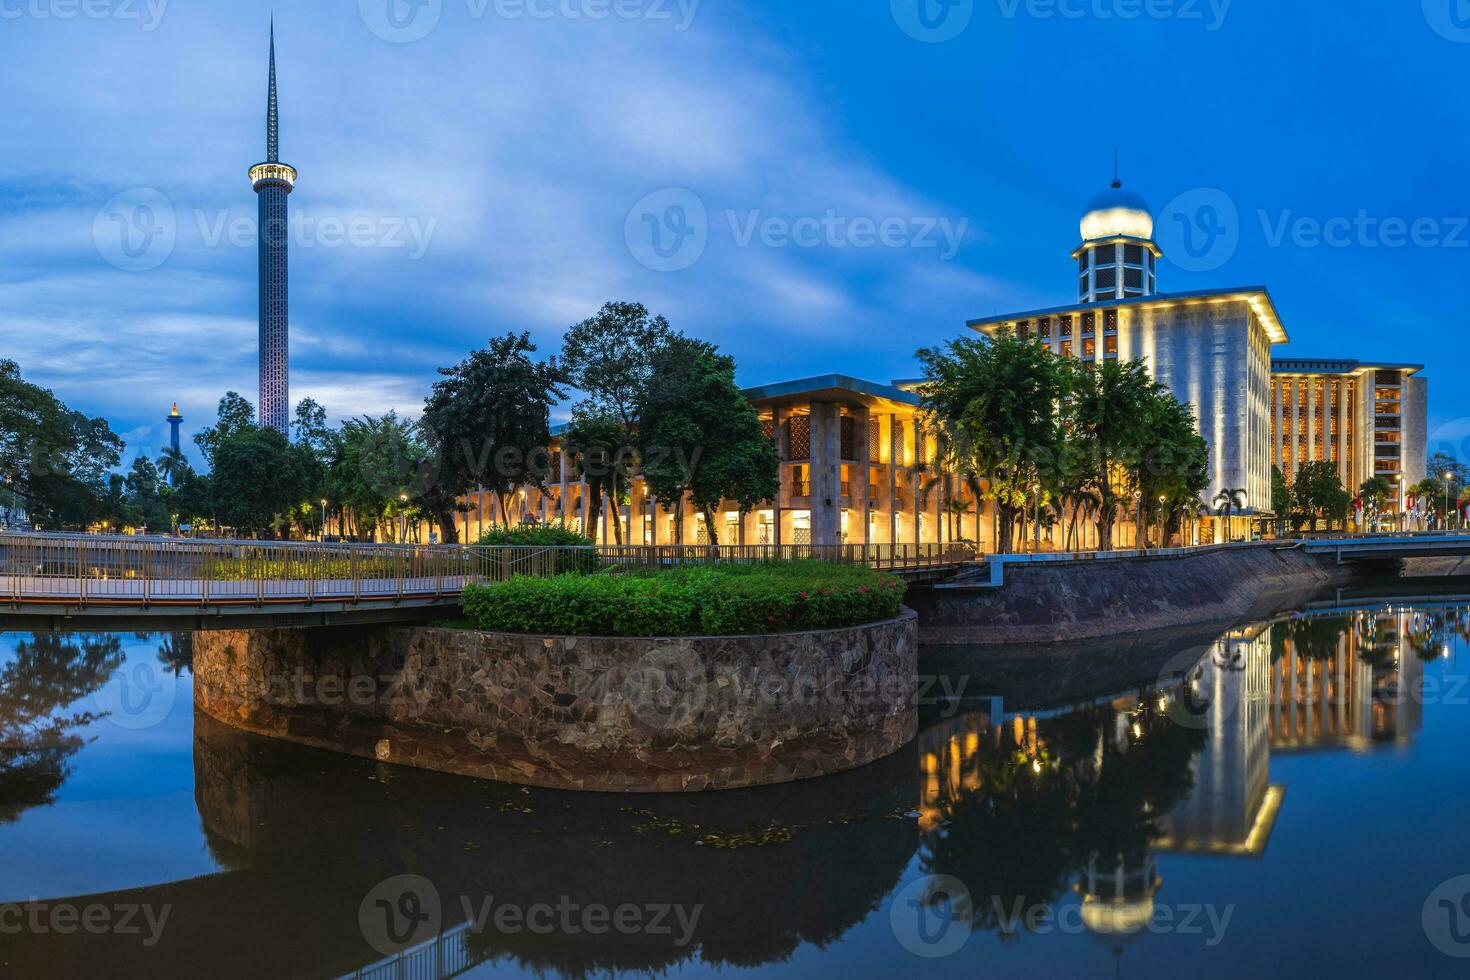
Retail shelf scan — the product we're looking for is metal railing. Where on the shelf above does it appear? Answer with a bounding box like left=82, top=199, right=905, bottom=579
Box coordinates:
left=0, top=533, right=975, bottom=609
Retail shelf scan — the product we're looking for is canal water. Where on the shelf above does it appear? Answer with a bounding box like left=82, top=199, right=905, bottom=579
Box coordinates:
left=4, top=601, right=1470, bottom=978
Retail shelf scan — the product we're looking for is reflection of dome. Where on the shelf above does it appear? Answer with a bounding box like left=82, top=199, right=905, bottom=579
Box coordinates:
left=1079, top=181, right=1154, bottom=242
left=1080, top=894, right=1158, bottom=935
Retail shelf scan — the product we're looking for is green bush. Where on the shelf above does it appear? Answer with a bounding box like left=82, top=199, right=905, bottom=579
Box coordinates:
left=206, top=556, right=405, bottom=581
left=459, top=561, right=905, bottom=637
left=475, top=522, right=599, bottom=574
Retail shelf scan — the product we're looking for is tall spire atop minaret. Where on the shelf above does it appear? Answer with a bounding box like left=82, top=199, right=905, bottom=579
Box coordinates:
left=250, top=18, right=296, bottom=435
left=266, top=19, right=279, bottom=163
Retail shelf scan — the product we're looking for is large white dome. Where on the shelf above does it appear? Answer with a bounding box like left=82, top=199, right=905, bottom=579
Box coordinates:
left=1079, top=182, right=1154, bottom=242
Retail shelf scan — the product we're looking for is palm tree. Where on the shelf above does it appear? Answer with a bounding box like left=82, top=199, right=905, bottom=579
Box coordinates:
left=156, top=446, right=189, bottom=486
left=1214, top=488, right=1247, bottom=542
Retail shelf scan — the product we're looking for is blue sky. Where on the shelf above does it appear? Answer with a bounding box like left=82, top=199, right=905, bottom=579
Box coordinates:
left=3, top=0, right=1469, bottom=467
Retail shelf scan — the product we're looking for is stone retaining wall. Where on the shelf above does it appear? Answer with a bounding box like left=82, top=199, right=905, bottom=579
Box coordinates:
left=193, top=612, right=918, bottom=792
left=909, top=545, right=1359, bottom=646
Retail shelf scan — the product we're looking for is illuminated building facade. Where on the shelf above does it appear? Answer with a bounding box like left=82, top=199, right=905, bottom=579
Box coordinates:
left=250, top=25, right=296, bottom=435
left=971, top=181, right=1285, bottom=534
left=1269, top=359, right=1427, bottom=509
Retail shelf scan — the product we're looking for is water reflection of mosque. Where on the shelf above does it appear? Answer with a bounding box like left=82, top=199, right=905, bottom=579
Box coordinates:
left=916, top=608, right=1438, bottom=942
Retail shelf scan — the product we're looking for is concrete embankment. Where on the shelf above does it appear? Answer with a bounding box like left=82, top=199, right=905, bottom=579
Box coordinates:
left=909, top=543, right=1362, bottom=646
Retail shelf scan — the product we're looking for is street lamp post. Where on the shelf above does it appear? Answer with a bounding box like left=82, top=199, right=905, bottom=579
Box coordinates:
left=320, top=499, right=328, bottom=541
left=1445, top=472, right=1455, bottom=531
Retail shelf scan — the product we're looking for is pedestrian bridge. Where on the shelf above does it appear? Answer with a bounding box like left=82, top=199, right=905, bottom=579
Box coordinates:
left=1298, top=532, right=1470, bottom=564
left=0, top=532, right=971, bottom=630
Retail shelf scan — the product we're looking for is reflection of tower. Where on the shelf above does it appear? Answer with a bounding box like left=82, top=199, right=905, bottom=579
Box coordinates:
left=1157, top=626, right=1285, bottom=856
left=249, top=22, right=296, bottom=435
left=166, top=403, right=183, bottom=455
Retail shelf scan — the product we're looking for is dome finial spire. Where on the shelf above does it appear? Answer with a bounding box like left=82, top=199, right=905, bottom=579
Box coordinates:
left=1112, top=148, right=1121, bottom=189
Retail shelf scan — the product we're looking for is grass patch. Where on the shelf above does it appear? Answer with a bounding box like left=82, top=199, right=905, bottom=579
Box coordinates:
left=459, top=560, right=905, bottom=637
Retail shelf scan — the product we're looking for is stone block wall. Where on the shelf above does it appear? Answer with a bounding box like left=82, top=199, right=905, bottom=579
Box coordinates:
left=193, top=613, right=918, bottom=793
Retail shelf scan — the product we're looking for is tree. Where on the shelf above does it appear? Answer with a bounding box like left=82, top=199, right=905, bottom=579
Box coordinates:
left=635, top=336, right=779, bottom=545
left=1271, top=466, right=1294, bottom=536
left=1067, top=358, right=1158, bottom=552
left=1134, top=392, right=1209, bottom=547
left=0, top=360, right=123, bottom=529
left=1292, top=462, right=1351, bottom=532
left=1214, top=487, right=1247, bottom=531
left=561, top=301, right=673, bottom=431
left=917, top=330, right=1069, bottom=554
left=193, top=392, right=256, bottom=467
left=209, top=426, right=312, bottom=535
left=122, top=456, right=170, bottom=531
left=420, top=332, right=567, bottom=542
left=561, top=402, right=631, bottom=545
left=1359, top=476, right=1395, bottom=529
left=156, top=446, right=189, bottom=487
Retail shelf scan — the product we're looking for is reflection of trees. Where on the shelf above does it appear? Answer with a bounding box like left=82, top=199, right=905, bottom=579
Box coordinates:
left=190, top=714, right=917, bottom=978
left=157, top=633, right=193, bottom=678
left=0, top=633, right=123, bottom=823
left=919, top=702, right=1204, bottom=935
left=1271, top=616, right=1350, bottom=663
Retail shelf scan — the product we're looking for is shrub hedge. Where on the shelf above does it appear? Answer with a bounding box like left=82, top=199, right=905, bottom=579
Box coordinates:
left=459, top=561, right=906, bottom=637
left=475, top=522, right=599, bottom=574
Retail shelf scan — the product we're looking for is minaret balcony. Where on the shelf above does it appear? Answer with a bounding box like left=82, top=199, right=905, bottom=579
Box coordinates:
left=249, top=162, right=297, bottom=192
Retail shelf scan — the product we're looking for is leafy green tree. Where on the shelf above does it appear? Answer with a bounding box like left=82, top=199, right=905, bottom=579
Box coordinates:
left=561, top=301, right=672, bottom=430
left=1271, top=466, right=1294, bottom=536
left=156, top=446, right=189, bottom=487
left=420, top=332, right=567, bottom=541
left=1292, top=461, right=1352, bottom=532
left=1135, top=392, right=1209, bottom=547
left=209, top=426, right=312, bottom=536
left=562, top=402, right=631, bottom=545
left=323, top=413, right=424, bottom=541
left=1359, top=476, right=1395, bottom=525
left=635, top=336, right=779, bottom=545
left=918, top=330, right=1069, bottom=554
left=123, top=456, right=170, bottom=531
left=193, top=392, right=256, bottom=467
left=0, top=360, right=123, bottom=529
left=1067, top=358, right=1158, bottom=552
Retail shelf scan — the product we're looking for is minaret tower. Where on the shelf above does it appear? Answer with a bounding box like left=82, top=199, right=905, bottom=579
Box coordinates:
left=1074, top=160, right=1160, bottom=304
left=250, top=22, right=295, bottom=435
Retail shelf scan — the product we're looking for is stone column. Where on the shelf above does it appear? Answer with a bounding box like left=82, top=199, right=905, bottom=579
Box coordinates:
left=1288, top=379, right=1301, bottom=480
left=851, top=404, right=871, bottom=547
left=558, top=450, right=572, bottom=527
left=888, top=415, right=900, bottom=548
left=772, top=408, right=785, bottom=549
left=1306, top=378, right=1317, bottom=466
left=1338, top=381, right=1350, bottom=488
left=809, top=401, right=842, bottom=547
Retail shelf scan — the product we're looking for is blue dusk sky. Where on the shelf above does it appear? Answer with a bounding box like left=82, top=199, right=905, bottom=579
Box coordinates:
left=2, top=0, right=1468, bottom=467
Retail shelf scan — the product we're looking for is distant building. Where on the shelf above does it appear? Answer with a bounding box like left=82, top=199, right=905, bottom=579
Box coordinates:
left=250, top=24, right=295, bottom=435
left=1269, top=359, right=1427, bottom=507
